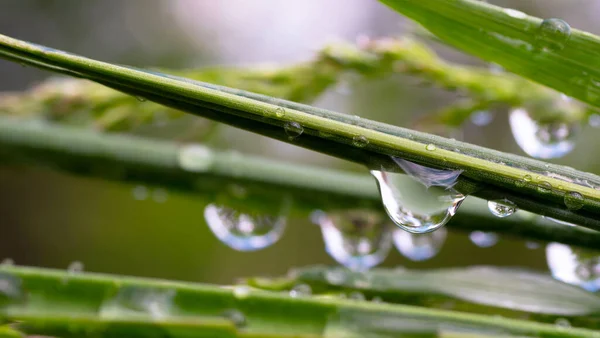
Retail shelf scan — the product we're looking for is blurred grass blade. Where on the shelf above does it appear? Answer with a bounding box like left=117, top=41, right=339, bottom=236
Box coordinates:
left=287, top=266, right=600, bottom=317
left=1, top=116, right=599, bottom=248
left=1, top=35, right=600, bottom=229
left=379, top=0, right=600, bottom=108
left=2, top=265, right=599, bottom=337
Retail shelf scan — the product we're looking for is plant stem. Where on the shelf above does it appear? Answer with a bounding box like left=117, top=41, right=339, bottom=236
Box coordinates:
left=0, top=116, right=598, bottom=249
left=0, top=34, right=599, bottom=229
left=1, top=266, right=598, bottom=337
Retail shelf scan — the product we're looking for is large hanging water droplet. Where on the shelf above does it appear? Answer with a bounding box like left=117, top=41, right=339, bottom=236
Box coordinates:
left=546, top=243, right=599, bottom=292
left=535, top=18, right=571, bottom=52
left=370, top=157, right=465, bottom=233
left=99, top=287, right=176, bottom=319
left=469, top=231, right=499, bottom=248
left=313, top=209, right=393, bottom=271
left=393, top=227, right=447, bottom=261
left=204, top=203, right=287, bottom=252
left=509, top=107, right=578, bottom=159
left=487, top=199, right=517, bottom=218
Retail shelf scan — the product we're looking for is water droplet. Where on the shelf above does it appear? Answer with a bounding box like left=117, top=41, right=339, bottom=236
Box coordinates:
left=204, top=203, right=287, bottom=252
left=324, top=268, right=347, bottom=285
left=370, top=157, right=465, bottom=233
left=487, top=199, right=517, bottom=218
left=99, top=287, right=176, bottom=319
left=425, top=144, right=437, bottom=151
left=564, top=191, right=584, bottom=210
left=537, top=181, right=553, bottom=193
left=178, top=145, right=213, bottom=173
left=535, top=18, right=571, bottom=52
left=233, top=285, right=251, bottom=299
left=284, top=121, right=303, bottom=139
left=352, top=135, right=369, bottom=148
left=470, top=110, right=494, bottom=126
left=0, top=272, right=23, bottom=304
left=371, top=296, right=383, bottom=303
left=274, top=107, right=286, bottom=118
left=289, top=284, right=312, bottom=298
left=469, top=231, right=499, bottom=248
left=523, top=175, right=533, bottom=182
left=67, top=261, right=84, bottom=274
left=393, top=228, right=447, bottom=261
left=546, top=242, right=600, bottom=292
left=136, top=96, right=147, bottom=102
left=222, top=309, right=246, bottom=328
left=132, top=185, right=148, bottom=200
left=348, top=291, right=365, bottom=301
left=555, top=318, right=571, bottom=328
left=152, top=188, right=168, bottom=203
left=314, top=210, right=392, bottom=271
left=509, top=107, right=578, bottom=159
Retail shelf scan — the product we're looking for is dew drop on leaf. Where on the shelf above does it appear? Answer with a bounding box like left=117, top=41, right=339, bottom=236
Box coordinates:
left=425, top=144, right=437, bottom=151
left=204, top=204, right=287, bottom=252
left=370, top=157, right=465, bottom=233
left=469, top=231, right=499, bottom=248
left=67, top=261, right=84, bottom=274
left=535, top=18, right=571, bottom=52
left=274, top=107, right=286, bottom=118
left=352, top=135, right=369, bottom=148
left=284, top=121, right=303, bottom=139
left=289, top=284, right=312, bottom=298
left=313, top=209, right=392, bottom=271
left=233, top=285, right=251, bottom=299
left=555, top=318, right=571, bottom=328
left=324, top=268, right=347, bottom=285
left=564, top=191, right=584, bottom=210
left=348, top=291, right=365, bottom=301
left=99, top=286, right=176, bottom=320
left=487, top=199, right=517, bottom=218
left=546, top=242, right=600, bottom=292
left=222, top=309, right=246, bottom=327
left=132, top=185, right=148, bottom=201
left=509, top=107, right=578, bottom=159
left=393, top=227, right=447, bottom=261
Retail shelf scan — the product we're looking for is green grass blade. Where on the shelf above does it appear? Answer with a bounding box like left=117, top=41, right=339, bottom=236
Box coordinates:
left=379, top=0, right=600, bottom=109
left=282, top=266, right=600, bottom=319
left=1, top=34, right=600, bottom=230
left=1, top=116, right=599, bottom=248
left=0, top=117, right=600, bottom=249
left=1, top=265, right=599, bottom=337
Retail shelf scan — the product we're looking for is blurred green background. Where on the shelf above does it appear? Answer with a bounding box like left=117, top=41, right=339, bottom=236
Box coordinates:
left=1, top=0, right=599, bottom=284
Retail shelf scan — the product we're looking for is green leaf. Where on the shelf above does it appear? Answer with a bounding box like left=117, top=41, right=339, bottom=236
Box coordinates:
left=1, top=34, right=600, bottom=230
left=2, top=116, right=599, bottom=248
left=379, top=0, right=600, bottom=109
left=288, top=266, right=600, bottom=317
left=2, top=265, right=599, bottom=337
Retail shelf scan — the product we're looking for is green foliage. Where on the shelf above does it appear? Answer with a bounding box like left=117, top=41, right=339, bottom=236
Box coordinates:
left=2, top=265, right=599, bottom=337
left=1, top=0, right=600, bottom=336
